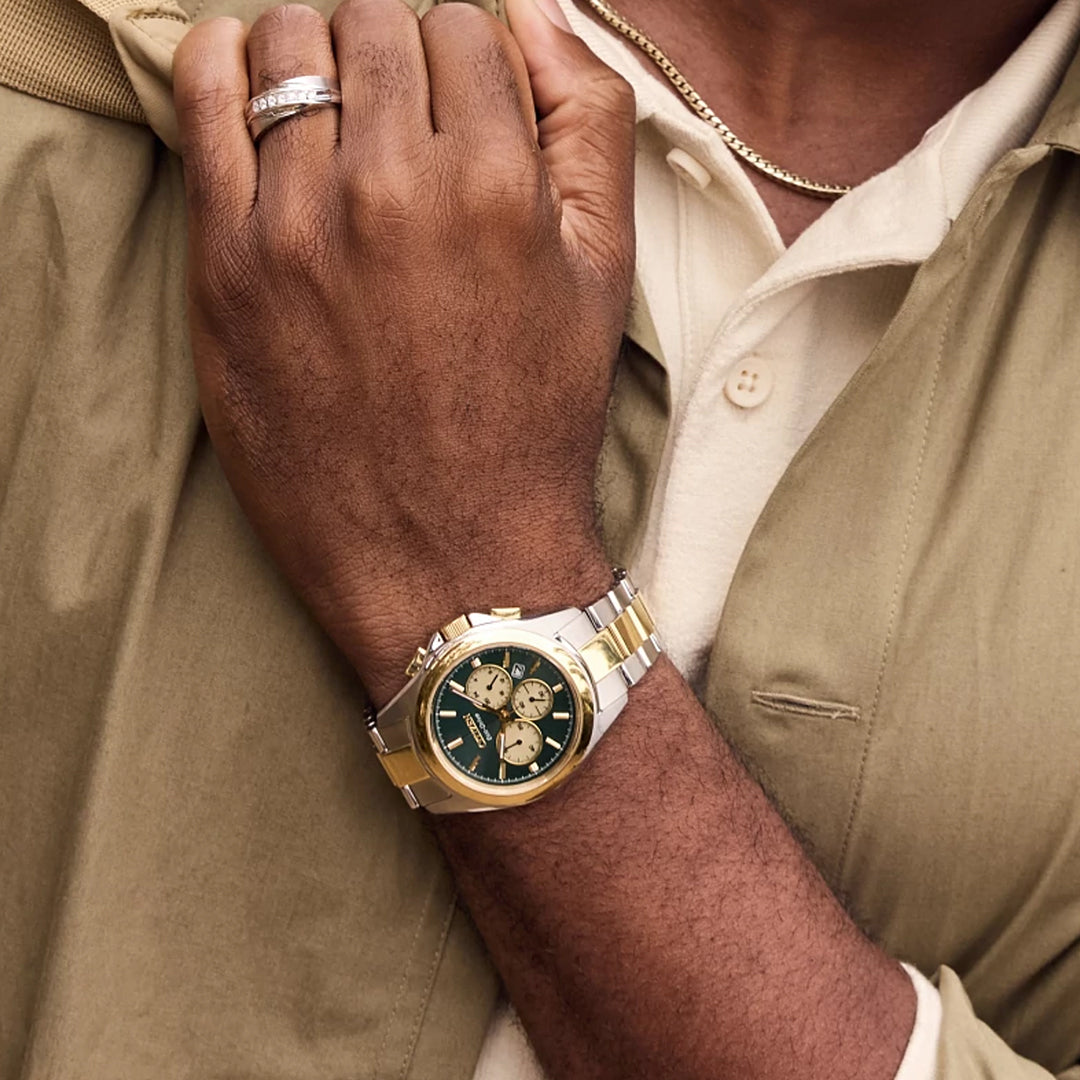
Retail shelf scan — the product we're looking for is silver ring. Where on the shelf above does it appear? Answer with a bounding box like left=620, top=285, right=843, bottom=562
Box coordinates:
left=245, top=76, right=342, bottom=142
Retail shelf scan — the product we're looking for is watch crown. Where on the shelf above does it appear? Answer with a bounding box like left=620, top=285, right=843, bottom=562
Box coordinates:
left=404, top=646, right=427, bottom=678
left=439, top=615, right=472, bottom=641
left=490, top=607, right=522, bottom=620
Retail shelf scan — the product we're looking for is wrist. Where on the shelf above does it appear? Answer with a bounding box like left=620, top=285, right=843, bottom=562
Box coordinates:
left=343, top=537, right=614, bottom=708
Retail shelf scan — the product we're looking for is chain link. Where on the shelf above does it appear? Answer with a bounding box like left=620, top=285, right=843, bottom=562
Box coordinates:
left=585, top=0, right=852, bottom=200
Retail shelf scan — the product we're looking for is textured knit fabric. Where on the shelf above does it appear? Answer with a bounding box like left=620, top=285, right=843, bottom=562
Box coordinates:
left=0, top=0, right=143, bottom=118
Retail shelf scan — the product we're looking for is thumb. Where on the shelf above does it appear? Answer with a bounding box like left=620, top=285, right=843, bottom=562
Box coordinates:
left=505, top=0, right=636, bottom=278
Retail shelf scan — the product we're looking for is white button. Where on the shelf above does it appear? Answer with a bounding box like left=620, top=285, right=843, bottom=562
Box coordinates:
left=723, top=357, right=774, bottom=409
left=665, top=147, right=712, bottom=191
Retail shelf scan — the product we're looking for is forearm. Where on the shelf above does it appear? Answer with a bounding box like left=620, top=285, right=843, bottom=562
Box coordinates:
left=172, top=6, right=915, bottom=1075
left=435, top=656, right=915, bottom=1080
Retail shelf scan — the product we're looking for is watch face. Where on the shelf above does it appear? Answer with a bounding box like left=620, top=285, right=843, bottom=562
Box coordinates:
left=429, top=645, right=578, bottom=787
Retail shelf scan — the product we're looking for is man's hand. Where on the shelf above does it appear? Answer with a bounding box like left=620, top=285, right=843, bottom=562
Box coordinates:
left=173, top=0, right=634, bottom=703
left=175, top=5, right=919, bottom=1079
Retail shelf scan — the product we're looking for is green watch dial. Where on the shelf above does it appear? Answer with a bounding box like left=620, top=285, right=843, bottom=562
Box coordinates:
left=431, top=645, right=577, bottom=786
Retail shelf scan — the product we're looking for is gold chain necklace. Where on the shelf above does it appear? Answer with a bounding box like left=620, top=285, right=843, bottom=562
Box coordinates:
left=585, top=0, right=852, bottom=200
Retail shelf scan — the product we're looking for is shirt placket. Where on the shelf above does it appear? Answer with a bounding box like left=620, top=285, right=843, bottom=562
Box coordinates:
left=632, top=130, right=781, bottom=606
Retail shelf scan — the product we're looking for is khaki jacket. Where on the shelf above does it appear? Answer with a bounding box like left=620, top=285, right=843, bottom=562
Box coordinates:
left=0, top=0, right=1077, bottom=1076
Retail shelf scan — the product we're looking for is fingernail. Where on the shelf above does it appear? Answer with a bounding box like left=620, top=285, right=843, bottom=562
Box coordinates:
left=532, top=0, right=574, bottom=32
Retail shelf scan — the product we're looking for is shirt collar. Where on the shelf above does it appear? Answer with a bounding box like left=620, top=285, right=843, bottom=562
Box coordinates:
left=555, top=0, right=1080, bottom=354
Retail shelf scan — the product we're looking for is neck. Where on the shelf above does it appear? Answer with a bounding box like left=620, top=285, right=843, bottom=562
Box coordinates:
left=584, top=0, right=1057, bottom=241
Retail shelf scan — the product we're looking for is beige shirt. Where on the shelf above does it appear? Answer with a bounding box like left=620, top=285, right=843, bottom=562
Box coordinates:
left=474, top=0, right=1080, bottom=1076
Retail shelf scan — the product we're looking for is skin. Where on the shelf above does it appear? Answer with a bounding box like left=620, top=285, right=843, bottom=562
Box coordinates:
left=589, top=0, right=1057, bottom=241
left=171, top=0, right=1052, bottom=1075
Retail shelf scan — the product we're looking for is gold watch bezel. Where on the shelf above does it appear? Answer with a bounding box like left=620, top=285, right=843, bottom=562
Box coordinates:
left=411, top=625, right=596, bottom=808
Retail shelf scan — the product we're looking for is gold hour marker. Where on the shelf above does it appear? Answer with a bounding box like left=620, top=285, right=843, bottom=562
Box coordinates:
left=551, top=682, right=564, bottom=693
left=552, top=711, right=570, bottom=720
left=545, top=736, right=563, bottom=750
left=503, top=649, right=511, bottom=669
left=446, top=737, right=464, bottom=750
left=499, top=761, right=507, bottom=780
left=470, top=657, right=482, bottom=668
left=468, top=754, right=481, bottom=773
left=438, top=710, right=457, bottom=718
left=449, top=680, right=465, bottom=692
left=529, top=658, right=542, bottom=675
left=528, top=762, right=540, bottom=774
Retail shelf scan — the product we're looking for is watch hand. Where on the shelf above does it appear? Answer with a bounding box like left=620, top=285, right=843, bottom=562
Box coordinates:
left=465, top=689, right=496, bottom=711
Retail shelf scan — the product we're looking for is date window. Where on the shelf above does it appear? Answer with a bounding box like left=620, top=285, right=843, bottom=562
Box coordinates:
left=511, top=662, right=526, bottom=680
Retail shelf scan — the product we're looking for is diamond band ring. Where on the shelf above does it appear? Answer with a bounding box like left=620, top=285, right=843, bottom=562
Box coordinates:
left=245, top=76, right=342, bottom=142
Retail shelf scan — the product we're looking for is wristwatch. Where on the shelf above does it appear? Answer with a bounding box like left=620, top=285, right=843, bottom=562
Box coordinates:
left=367, top=569, right=662, bottom=813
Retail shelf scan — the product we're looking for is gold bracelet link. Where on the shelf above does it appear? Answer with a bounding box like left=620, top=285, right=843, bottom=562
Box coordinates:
left=580, top=589, right=661, bottom=685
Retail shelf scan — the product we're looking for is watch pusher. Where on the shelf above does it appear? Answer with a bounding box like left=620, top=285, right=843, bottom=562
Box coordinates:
left=402, top=607, right=525, bottom=674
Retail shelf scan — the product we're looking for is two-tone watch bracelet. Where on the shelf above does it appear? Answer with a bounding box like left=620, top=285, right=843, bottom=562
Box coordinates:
left=365, top=569, right=661, bottom=812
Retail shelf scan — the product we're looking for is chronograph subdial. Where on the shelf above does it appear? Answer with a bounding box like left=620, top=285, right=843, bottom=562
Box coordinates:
left=511, top=678, right=554, bottom=721
left=464, top=664, right=512, bottom=710
left=499, top=720, right=543, bottom=766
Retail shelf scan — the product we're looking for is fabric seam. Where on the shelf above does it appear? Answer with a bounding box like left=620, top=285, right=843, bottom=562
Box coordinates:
left=373, top=873, right=438, bottom=1079
left=673, top=166, right=693, bottom=423
left=398, top=891, right=460, bottom=1080
left=833, top=197, right=992, bottom=882
left=833, top=287, right=953, bottom=881
left=126, top=9, right=190, bottom=24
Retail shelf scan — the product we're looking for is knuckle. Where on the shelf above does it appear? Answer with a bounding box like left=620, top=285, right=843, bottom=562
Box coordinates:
left=461, top=147, right=544, bottom=224
left=270, top=228, right=330, bottom=278
left=174, top=16, right=242, bottom=78
left=173, top=19, right=244, bottom=127
left=337, top=40, right=412, bottom=102
left=473, top=36, right=523, bottom=104
left=327, top=0, right=363, bottom=29
left=331, top=0, right=416, bottom=36
left=420, top=0, right=495, bottom=34
left=195, top=234, right=261, bottom=319
left=330, top=1, right=419, bottom=107
left=252, top=2, right=323, bottom=35
left=248, top=5, right=330, bottom=81
left=422, top=4, right=514, bottom=80
left=590, top=69, right=635, bottom=116
left=260, top=201, right=335, bottom=272
left=345, top=168, right=425, bottom=243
